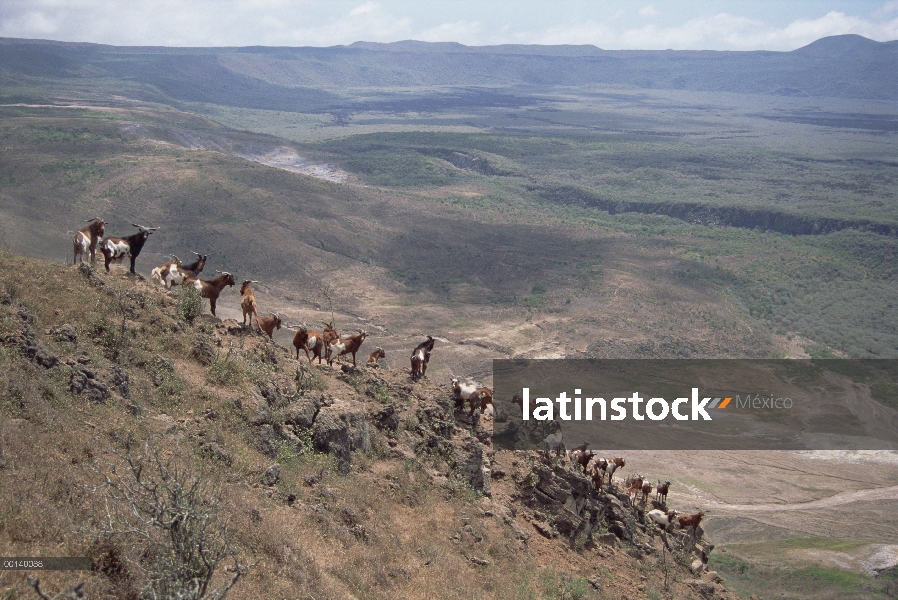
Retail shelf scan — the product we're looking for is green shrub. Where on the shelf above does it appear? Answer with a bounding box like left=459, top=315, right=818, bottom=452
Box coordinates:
left=177, top=286, right=203, bottom=324
left=207, top=355, right=247, bottom=387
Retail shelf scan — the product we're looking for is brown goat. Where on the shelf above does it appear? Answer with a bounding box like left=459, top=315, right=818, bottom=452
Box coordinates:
left=677, top=511, right=705, bottom=535
left=569, top=448, right=596, bottom=475
left=625, top=474, right=645, bottom=502
left=367, top=347, right=385, bottom=368
left=73, top=217, right=106, bottom=264
left=476, top=387, right=494, bottom=415
left=322, top=324, right=339, bottom=360
left=327, top=330, right=368, bottom=366
left=239, top=280, right=259, bottom=329
left=256, top=313, right=281, bottom=340
left=655, top=480, right=671, bottom=505
left=190, top=271, right=235, bottom=317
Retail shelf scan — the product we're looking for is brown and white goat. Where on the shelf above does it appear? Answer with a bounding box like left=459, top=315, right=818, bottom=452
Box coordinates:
left=72, top=217, right=106, bottom=264
left=290, top=325, right=325, bottom=363
left=647, top=509, right=678, bottom=531
left=327, top=330, right=368, bottom=366
left=157, top=251, right=208, bottom=289
left=451, top=377, right=481, bottom=416
left=99, top=222, right=158, bottom=274
left=410, top=347, right=430, bottom=381
left=367, top=347, right=385, bottom=368
left=640, top=480, right=653, bottom=504
left=190, top=271, right=235, bottom=317
left=256, top=313, right=282, bottom=340
left=410, top=336, right=435, bottom=382
left=151, top=255, right=182, bottom=286
left=239, top=280, right=259, bottom=329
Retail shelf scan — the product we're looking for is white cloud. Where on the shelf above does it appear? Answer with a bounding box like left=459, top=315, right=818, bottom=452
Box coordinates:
left=535, top=10, right=898, bottom=50
left=0, top=1, right=896, bottom=49
left=349, top=2, right=378, bottom=17
left=878, top=1, right=898, bottom=15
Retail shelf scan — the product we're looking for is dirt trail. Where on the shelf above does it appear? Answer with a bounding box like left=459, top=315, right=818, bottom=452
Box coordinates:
left=705, top=485, right=898, bottom=513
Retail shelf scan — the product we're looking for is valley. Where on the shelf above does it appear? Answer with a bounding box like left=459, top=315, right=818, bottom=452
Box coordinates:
left=0, top=34, right=897, bottom=598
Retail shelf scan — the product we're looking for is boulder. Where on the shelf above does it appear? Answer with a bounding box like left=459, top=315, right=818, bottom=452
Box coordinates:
left=262, top=463, right=281, bottom=486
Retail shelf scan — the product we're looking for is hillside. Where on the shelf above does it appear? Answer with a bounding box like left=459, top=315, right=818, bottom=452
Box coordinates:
left=0, top=252, right=741, bottom=599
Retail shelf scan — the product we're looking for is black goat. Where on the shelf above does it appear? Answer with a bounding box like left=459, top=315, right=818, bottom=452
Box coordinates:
left=99, top=222, right=158, bottom=274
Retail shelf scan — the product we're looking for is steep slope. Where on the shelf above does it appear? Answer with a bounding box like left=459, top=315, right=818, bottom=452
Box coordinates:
left=0, top=252, right=733, bottom=599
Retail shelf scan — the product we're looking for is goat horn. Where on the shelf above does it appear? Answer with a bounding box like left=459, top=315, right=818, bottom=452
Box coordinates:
left=130, top=222, right=143, bottom=228
left=190, top=250, right=201, bottom=256
left=170, top=254, right=181, bottom=262
left=84, top=217, right=99, bottom=223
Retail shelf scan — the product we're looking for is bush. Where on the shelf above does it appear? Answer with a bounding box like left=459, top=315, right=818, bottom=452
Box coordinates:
left=207, top=349, right=247, bottom=387
left=178, top=286, right=203, bottom=324
left=95, top=436, right=255, bottom=599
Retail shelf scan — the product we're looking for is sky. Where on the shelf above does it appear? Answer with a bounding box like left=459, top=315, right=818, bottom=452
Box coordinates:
left=1, top=0, right=897, bottom=51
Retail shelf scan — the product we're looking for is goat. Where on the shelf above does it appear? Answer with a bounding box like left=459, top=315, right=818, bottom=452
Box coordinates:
left=239, top=280, right=259, bottom=330
left=410, top=347, right=430, bottom=381
left=255, top=313, right=281, bottom=340
left=72, top=217, right=106, bottom=264
left=190, top=271, right=235, bottom=317
left=593, top=457, right=609, bottom=486
left=476, top=387, right=494, bottom=415
left=625, top=474, right=645, bottom=502
left=289, top=325, right=325, bottom=363
left=414, top=335, right=436, bottom=353
left=327, top=330, right=368, bottom=366
left=569, top=448, right=596, bottom=475
left=655, top=480, right=671, bottom=505
left=597, top=458, right=622, bottom=487
left=161, top=251, right=208, bottom=288
left=640, top=480, right=653, bottom=504
left=367, top=347, right=385, bottom=368
left=99, top=222, right=158, bottom=274
left=647, top=509, right=678, bottom=531
left=179, top=251, right=208, bottom=278
left=544, top=424, right=565, bottom=458
left=676, top=511, right=705, bottom=535
left=151, top=255, right=181, bottom=286
left=410, top=336, right=435, bottom=382
left=322, top=324, right=340, bottom=360
left=610, top=457, right=626, bottom=473
left=451, top=377, right=481, bottom=417
left=590, top=464, right=605, bottom=490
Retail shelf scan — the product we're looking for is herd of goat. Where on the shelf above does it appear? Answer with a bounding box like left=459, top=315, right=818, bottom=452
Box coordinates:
left=73, top=218, right=700, bottom=533
left=547, top=432, right=703, bottom=534
left=70, top=219, right=490, bottom=403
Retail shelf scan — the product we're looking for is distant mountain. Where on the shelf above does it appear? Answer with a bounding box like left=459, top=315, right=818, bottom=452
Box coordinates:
left=0, top=34, right=895, bottom=108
